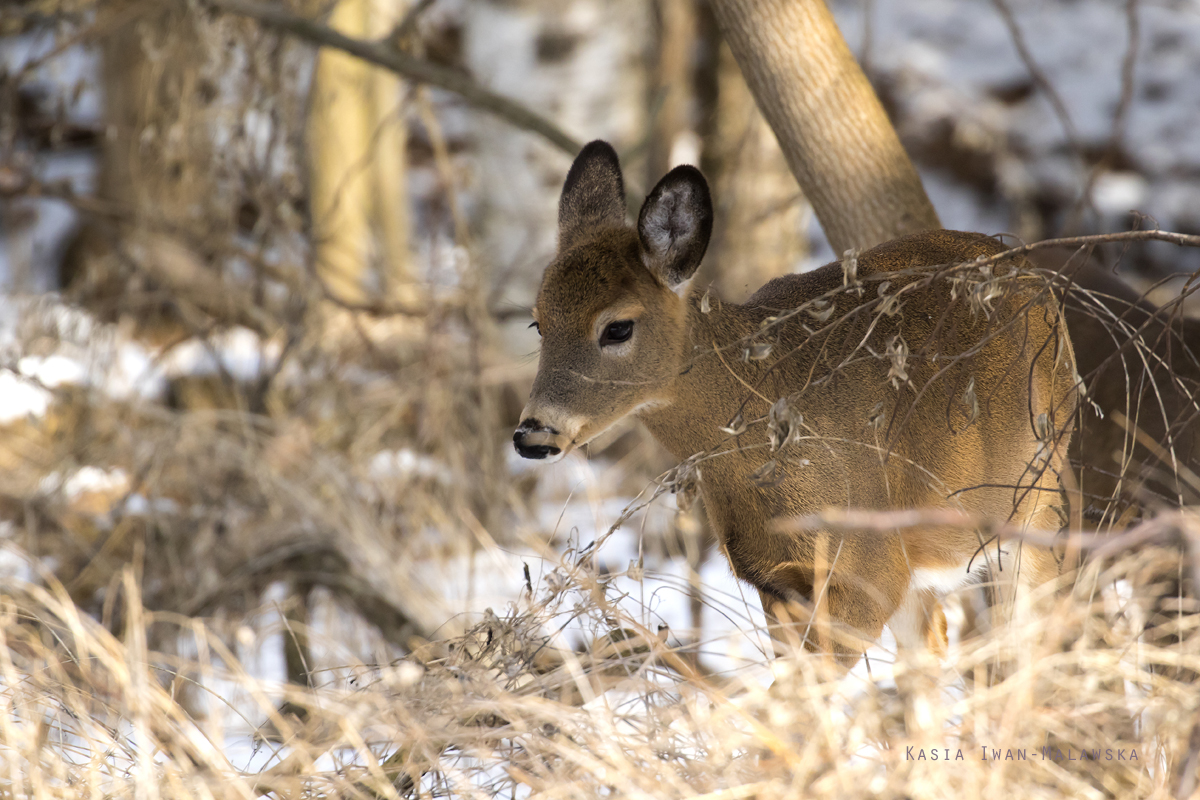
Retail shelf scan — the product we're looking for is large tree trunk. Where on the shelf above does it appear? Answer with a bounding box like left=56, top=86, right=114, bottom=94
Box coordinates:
left=708, top=0, right=940, bottom=255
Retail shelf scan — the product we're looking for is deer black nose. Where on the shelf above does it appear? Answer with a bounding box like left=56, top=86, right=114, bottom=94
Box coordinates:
left=513, top=420, right=561, bottom=459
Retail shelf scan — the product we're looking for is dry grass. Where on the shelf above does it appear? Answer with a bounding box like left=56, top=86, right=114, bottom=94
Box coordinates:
left=1, top=510, right=1199, bottom=798
left=0, top=224, right=1197, bottom=799
left=1, top=218, right=1197, bottom=800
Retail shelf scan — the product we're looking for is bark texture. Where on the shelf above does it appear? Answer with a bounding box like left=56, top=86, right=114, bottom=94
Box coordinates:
left=704, top=40, right=806, bottom=301
left=709, top=0, right=940, bottom=254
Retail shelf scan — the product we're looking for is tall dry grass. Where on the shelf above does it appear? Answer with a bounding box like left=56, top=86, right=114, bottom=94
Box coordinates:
left=1, top=509, right=1198, bottom=798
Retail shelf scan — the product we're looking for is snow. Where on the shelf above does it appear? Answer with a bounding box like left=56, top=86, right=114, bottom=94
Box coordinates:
left=0, top=298, right=169, bottom=418
left=0, top=298, right=291, bottom=427
left=159, top=327, right=282, bottom=382
left=368, top=448, right=455, bottom=484
left=0, top=371, right=53, bottom=424
left=18, top=353, right=86, bottom=387
left=1094, top=171, right=1151, bottom=216
left=0, top=530, right=37, bottom=585
left=104, top=342, right=164, bottom=400
left=828, top=0, right=1200, bottom=265
left=62, top=465, right=129, bottom=499
left=123, top=494, right=181, bottom=516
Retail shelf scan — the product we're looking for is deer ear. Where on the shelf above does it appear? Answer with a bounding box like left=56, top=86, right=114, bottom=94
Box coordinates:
left=637, top=165, right=713, bottom=292
left=558, top=141, right=626, bottom=252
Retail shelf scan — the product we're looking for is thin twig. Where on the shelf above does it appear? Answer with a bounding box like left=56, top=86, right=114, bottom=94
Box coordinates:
left=1108, top=0, right=1141, bottom=169
left=980, top=229, right=1200, bottom=267
left=1069, top=0, right=1142, bottom=233
left=711, top=338, right=771, bottom=405
left=990, top=0, right=1096, bottom=229
left=989, top=0, right=1083, bottom=157
left=199, top=0, right=582, bottom=155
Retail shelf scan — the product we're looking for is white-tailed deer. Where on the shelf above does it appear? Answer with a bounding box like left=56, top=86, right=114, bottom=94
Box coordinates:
left=515, top=141, right=1076, bottom=664
left=707, top=0, right=1200, bottom=520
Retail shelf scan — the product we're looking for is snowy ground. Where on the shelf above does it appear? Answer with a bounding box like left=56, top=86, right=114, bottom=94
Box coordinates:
left=828, top=0, right=1200, bottom=275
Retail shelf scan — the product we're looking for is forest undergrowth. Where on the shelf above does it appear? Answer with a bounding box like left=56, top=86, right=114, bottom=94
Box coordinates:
left=2, top=508, right=1200, bottom=798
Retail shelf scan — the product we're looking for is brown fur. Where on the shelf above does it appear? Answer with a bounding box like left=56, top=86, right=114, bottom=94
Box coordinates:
left=1032, top=250, right=1200, bottom=516
left=519, top=148, right=1077, bottom=666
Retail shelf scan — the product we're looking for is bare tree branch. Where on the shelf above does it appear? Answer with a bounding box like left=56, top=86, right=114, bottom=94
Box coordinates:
left=989, top=0, right=1082, bottom=157
left=199, top=0, right=583, bottom=156
left=1071, top=0, right=1142, bottom=233
left=989, top=0, right=1106, bottom=234
left=984, top=229, right=1200, bottom=267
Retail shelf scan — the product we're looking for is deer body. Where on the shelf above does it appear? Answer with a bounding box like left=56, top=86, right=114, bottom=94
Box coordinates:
left=516, top=142, right=1076, bottom=664
left=1043, top=254, right=1200, bottom=512
left=710, top=0, right=1200, bottom=519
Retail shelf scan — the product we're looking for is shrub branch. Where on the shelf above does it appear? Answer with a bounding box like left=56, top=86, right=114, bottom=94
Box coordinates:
left=199, top=0, right=583, bottom=156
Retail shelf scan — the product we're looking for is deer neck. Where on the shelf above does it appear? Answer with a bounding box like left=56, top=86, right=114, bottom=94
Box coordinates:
left=636, top=290, right=766, bottom=462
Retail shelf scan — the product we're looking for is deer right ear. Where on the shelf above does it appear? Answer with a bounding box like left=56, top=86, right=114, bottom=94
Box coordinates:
left=637, top=165, right=713, bottom=292
left=558, top=141, right=627, bottom=252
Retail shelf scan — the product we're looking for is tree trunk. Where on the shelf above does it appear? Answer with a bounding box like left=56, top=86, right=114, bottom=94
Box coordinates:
left=368, top=0, right=415, bottom=306
left=309, top=0, right=412, bottom=305
left=708, top=0, right=940, bottom=255
left=646, top=0, right=698, bottom=185
left=62, top=0, right=231, bottom=321
left=704, top=40, right=807, bottom=301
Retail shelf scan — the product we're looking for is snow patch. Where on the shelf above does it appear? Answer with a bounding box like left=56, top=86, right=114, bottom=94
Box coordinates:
left=123, top=494, right=181, bottom=516
left=18, top=354, right=86, bottom=387
left=63, top=466, right=130, bottom=499
left=162, top=327, right=282, bottom=381
left=368, top=449, right=454, bottom=484
left=1094, top=172, right=1150, bottom=216
left=0, top=371, right=52, bottom=423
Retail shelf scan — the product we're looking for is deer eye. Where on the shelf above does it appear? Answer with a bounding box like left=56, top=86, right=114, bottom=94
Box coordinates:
left=529, top=321, right=540, bottom=336
left=600, top=320, right=634, bottom=346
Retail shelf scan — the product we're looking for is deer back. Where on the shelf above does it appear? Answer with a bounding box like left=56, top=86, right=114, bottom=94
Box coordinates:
left=637, top=230, right=1076, bottom=595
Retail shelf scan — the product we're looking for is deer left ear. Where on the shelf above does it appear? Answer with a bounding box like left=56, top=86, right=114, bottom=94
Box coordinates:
left=558, top=141, right=627, bottom=253
left=637, top=165, right=713, bottom=292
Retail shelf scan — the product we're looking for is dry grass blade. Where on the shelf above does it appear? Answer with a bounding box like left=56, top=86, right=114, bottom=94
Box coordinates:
left=0, top=511, right=1194, bottom=797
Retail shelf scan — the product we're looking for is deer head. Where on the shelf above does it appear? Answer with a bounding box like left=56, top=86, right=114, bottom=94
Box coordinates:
left=513, top=141, right=713, bottom=462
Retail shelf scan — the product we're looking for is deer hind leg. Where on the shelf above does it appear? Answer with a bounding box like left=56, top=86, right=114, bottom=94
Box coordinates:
left=889, top=591, right=949, bottom=661
left=960, top=501, right=1063, bottom=689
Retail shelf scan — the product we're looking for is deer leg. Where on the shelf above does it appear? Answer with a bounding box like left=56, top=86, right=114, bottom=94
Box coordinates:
left=757, top=563, right=898, bottom=669
left=987, top=499, right=1062, bottom=630
left=890, top=590, right=949, bottom=660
